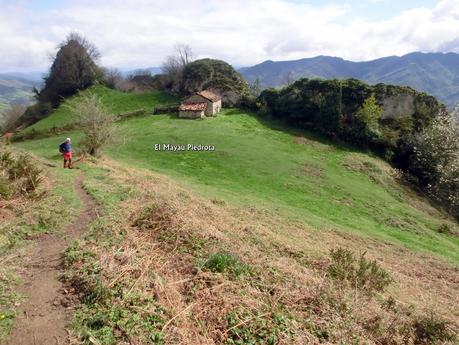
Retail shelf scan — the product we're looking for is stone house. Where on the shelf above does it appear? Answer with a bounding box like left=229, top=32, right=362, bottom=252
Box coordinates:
left=178, top=102, right=207, bottom=118
left=179, top=90, right=222, bottom=118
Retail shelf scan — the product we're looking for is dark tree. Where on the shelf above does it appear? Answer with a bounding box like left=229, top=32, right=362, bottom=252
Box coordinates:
left=38, top=33, right=101, bottom=105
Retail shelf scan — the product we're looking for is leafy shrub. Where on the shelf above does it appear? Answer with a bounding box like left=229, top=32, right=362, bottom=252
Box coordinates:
left=0, top=176, right=12, bottom=199
left=225, top=309, right=291, bottom=345
left=413, top=313, right=456, bottom=344
left=409, top=113, right=459, bottom=218
left=0, top=151, right=14, bottom=169
left=354, top=94, right=383, bottom=143
left=0, top=149, right=42, bottom=195
left=68, top=93, right=114, bottom=156
left=204, top=251, right=252, bottom=277
left=64, top=241, right=97, bottom=267
left=436, top=223, right=454, bottom=236
left=73, top=301, right=165, bottom=345
left=327, top=247, right=392, bottom=295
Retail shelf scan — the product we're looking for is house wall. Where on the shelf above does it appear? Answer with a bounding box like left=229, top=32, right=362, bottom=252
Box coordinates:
left=205, top=100, right=222, bottom=116
left=179, top=110, right=205, bottom=118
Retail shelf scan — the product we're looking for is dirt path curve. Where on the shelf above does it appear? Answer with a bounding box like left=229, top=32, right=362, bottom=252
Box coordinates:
left=3, top=174, right=97, bottom=345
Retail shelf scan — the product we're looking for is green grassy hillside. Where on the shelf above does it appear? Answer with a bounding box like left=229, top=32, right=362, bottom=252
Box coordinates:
left=23, top=85, right=177, bottom=132
left=15, top=88, right=458, bottom=264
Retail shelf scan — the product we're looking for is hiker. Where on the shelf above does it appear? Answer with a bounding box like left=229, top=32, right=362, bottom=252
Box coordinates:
left=59, top=138, right=73, bottom=168
left=3, top=132, right=13, bottom=144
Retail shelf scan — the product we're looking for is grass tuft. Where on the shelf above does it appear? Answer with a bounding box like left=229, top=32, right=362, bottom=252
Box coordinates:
left=204, top=251, right=252, bottom=277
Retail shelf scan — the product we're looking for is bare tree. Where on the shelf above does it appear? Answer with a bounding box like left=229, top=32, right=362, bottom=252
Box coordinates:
left=161, top=43, right=194, bottom=75
left=161, top=43, right=194, bottom=74
left=101, top=68, right=123, bottom=89
left=161, top=55, right=182, bottom=75
left=174, top=43, right=194, bottom=66
left=68, top=93, right=114, bottom=156
left=160, top=43, right=194, bottom=93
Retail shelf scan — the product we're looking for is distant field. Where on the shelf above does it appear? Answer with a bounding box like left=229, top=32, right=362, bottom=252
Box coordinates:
left=24, top=85, right=178, bottom=132
left=16, top=101, right=459, bottom=264
left=0, top=103, right=9, bottom=126
left=0, top=80, right=34, bottom=106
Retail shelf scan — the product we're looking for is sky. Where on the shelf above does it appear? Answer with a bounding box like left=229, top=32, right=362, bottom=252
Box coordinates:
left=0, top=0, right=458, bottom=73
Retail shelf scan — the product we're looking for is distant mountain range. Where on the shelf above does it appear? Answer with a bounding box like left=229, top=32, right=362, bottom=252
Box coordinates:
left=239, top=52, right=459, bottom=108
left=121, top=67, right=162, bottom=77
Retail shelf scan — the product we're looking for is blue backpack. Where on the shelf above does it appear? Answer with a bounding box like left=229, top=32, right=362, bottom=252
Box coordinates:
left=59, top=142, right=67, bottom=153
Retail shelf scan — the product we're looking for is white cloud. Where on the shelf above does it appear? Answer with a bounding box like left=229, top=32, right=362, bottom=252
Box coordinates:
left=0, top=0, right=458, bottom=72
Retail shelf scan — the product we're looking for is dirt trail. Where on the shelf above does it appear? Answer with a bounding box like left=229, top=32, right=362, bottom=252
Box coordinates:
left=3, top=174, right=97, bottom=345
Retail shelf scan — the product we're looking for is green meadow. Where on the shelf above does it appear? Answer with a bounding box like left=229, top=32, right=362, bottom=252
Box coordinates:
left=15, top=86, right=459, bottom=264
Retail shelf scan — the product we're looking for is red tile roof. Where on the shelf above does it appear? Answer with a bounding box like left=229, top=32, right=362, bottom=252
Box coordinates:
left=179, top=102, right=207, bottom=111
left=196, top=90, right=221, bottom=102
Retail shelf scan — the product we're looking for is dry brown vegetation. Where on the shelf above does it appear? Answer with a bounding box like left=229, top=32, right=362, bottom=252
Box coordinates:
left=64, top=159, right=458, bottom=344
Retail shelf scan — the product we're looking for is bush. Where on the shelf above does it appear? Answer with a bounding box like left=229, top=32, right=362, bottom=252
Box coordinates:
left=0, top=176, right=12, bottom=199
left=409, top=113, right=459, bottom=218
left=327, top=247, right=392, bottom=295
left=225, top=309, right=291, bottom=345
left=0, top=149, right=42, bottom=195
left=413, top=313, right=456, bottom=344
left=437, top=223, right=454, bottom=236
left=354, top=94, right=383, bottom=143
left=0, top=151, right=14, bottom=169
left=204, top=251, right=252, bottom=277
left=69, top=92, right=114, bottom=156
